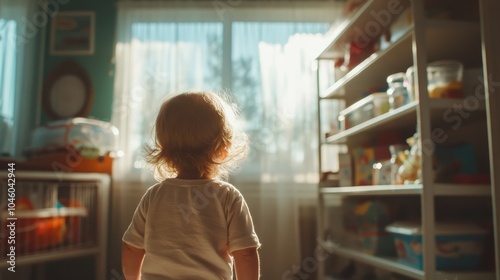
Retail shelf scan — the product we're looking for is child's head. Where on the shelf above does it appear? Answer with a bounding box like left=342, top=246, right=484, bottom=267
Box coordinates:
left=146, top=91, right=248, bottom=180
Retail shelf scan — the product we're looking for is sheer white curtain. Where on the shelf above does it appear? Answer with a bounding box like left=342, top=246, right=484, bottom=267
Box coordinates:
left=111, top=2, right=341, bottom=278
left=254, top=34, right=327, bottom=278
left=0, top=0, right=36, bottom=156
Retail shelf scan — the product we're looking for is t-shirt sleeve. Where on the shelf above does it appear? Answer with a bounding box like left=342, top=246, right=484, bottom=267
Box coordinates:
left=227, top=188, right=261, bottom=254
left=122, top=188, right=151, bottom=249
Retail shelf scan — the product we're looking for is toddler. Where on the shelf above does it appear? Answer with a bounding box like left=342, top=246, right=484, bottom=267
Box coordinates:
left=122, top=91, right=261, bottom=280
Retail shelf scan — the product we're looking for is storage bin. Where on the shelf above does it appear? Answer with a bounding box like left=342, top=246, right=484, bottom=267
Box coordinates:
left=386, top=222, right=488, bottom=270
left=26, top=117, right=119, bottom=158
left=354, top=200, right=396, bottom=256
left=1, top=207, right=87, bottom=255
left=338, top=93, right=389, bottom=130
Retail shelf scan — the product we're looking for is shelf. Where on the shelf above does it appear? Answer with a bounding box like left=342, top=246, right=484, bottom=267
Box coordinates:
left=323, top=98, right=486, bottom=146
left=1, top=207, right=87, bottom=219
left=319, top=19, right=481, bottom=102
left=324, top=101, right=417, bottom=145
left=434, top=183, right=491, bottom=196
left=0, top=246, right=100, bottom=268
left=316, top=2, right=495, bottom=279
left=320, top=184, right=422, bottom=196
left=324, top=242, right=496, bottom=280
left=325, top=242, right=425, bottom=279
left=320, top=27, right=413, bottom=100
left=320, top=184, right=491, bottom=197
left=435, top=271, right=497, bottom=280
left=316, top=0, right=412, bottom=59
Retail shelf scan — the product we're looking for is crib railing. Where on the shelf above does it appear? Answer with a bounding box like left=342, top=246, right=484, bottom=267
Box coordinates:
left=0, top=171, right=110, bottom=280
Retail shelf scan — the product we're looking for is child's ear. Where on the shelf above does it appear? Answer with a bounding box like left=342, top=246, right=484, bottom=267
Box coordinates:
left=219, top=148, right=228, bottom=160
left=217, top=142, right=231, bottom=160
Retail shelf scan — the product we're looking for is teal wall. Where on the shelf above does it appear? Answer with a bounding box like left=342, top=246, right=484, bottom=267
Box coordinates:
left=41, top=0, right=116, bottom=123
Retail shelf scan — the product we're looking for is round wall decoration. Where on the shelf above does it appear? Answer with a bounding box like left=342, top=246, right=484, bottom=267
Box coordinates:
left=42, top=60, right=94, bottom=120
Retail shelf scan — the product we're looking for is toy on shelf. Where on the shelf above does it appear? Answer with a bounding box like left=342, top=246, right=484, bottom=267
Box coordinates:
left=397, top=133, right=421, bottom=184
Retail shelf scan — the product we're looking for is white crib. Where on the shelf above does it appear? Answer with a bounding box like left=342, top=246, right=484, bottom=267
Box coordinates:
left=0, top=171, right=110, bottom=280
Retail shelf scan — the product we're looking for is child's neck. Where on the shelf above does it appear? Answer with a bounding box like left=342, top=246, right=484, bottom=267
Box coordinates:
left=176, top=170, right=211, bottom=180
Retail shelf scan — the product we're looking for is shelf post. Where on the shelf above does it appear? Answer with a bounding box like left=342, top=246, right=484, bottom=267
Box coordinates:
left=480, top=0, right=500, bottom=279
left=411, top=0, right=436, bottom=278
left=316, top=58, right=326, bottom=280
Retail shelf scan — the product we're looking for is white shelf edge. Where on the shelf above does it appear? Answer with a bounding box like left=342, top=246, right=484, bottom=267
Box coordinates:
left=0, top=171, right=111, bottom=182
left=325, top=101, right=418, bottom=144
left=320, top=184, right=422, bottom=196
left=315, top=0, right=377, bottom=59
left=316, top=0, right=415, bottom=60
left=320, top=184, right=491, bottom=197
left=324, top=242, right=425, bottom=279
left=0, top=246, right=100, bottom=268
left=320, top=27, right=414, bottom=99
left=323, top=97, right=486, bottom=144
left=433, top=183, right=491, bottom=196
left=324, top=242, right=496, bottom=280
left=319, top=18, right=480, bottom=100
left=435, top=271, right=497, bottom=280
left=1, top=207, right=87, bottom=219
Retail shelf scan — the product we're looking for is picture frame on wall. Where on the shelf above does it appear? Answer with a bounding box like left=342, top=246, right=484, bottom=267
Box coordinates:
left=50, top=11, right=95, bottom=55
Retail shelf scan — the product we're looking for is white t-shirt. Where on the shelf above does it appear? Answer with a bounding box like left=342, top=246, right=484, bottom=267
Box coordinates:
left=123, top=178, right=261, bottom=280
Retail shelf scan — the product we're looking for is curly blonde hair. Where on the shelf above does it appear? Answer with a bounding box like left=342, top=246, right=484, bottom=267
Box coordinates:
left=145, top=91, right=248, bottom=181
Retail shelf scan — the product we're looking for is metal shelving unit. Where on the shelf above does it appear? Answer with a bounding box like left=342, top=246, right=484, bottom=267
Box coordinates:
left=316, top=0, right=499, bottom=279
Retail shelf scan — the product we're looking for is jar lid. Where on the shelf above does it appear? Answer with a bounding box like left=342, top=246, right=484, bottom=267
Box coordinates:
left=427, top=60, right=463, bottom=71
left=386, top=72, right=406, bottom=84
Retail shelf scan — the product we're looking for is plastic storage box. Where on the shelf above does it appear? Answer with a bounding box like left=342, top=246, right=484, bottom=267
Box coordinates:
left=386, top=222, right=488, bottom=270
left=338, top=93, right=390, bottom=130
left=26, top=117, right=119, bottom=157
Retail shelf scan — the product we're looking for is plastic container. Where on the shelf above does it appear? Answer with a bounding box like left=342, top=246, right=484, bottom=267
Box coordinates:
left=26, top=118, right=119, bottom=158
left=338, top=93, right=389, bottom=130
left=386, top=222, right=488, bottom=270
left=387, top=72, right=410, bottom=110
left=427, top=60, right=464, bottom=98
left=372, top=92, right=391, bottom=116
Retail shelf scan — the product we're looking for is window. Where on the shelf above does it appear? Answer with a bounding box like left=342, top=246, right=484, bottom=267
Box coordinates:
left=0, top=19, right=17, bottom=155
left=113, top=4, right=336, bottom=183
left=0, top=0, right=36, bottom=157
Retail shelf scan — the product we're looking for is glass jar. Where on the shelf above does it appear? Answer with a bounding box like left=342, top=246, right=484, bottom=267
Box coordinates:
left=386, top=72, right=410, bottom=110
left=405, top=66, right=415, bottom=101
left=427, top=60, right=464, bottom=98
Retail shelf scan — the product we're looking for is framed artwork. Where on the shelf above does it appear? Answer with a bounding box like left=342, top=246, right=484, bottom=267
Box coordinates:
left=50, top=11, right=95, bottom=55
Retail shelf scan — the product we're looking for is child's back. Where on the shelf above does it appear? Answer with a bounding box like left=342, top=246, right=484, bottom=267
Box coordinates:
left=122, top=92, right=260, bottom=280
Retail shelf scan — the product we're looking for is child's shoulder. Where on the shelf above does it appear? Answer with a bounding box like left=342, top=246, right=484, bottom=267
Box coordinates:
left=209, top=180, right=246, bottom=201
left=210, top=179, right=240, bottom=192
